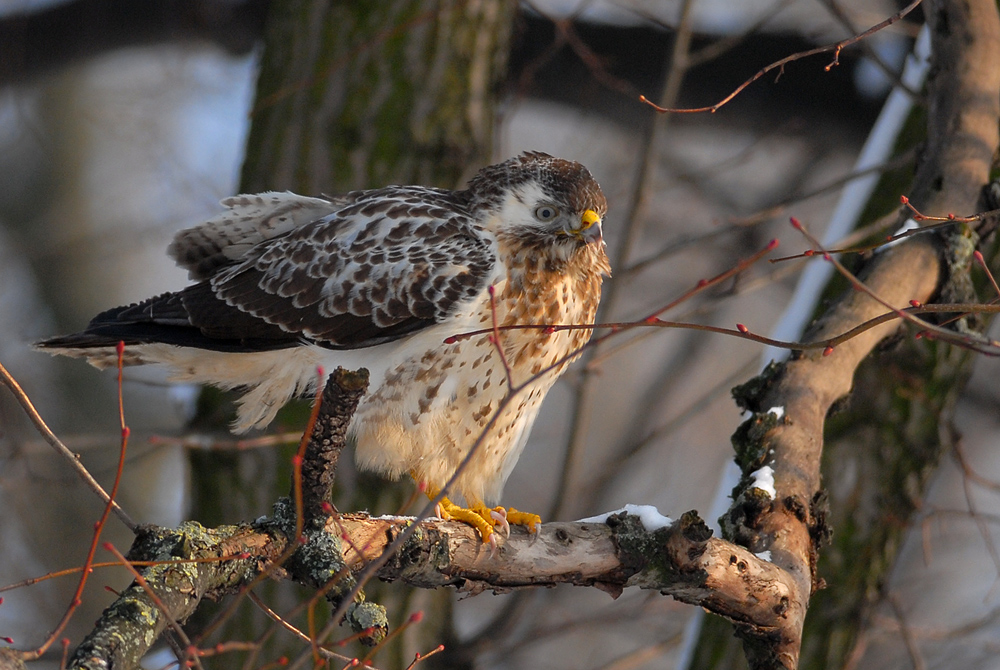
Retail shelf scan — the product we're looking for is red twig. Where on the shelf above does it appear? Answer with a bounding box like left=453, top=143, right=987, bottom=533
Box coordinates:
left=487, top=284, right=516, bottom=393
left=974, top=250, right=1000, bottom=298
left=247, top=591, right=358, bottom=665
left=360, top=611, right=424, bottom=665
left=149, top=432, right=303, bottom=451
left=788, top=217, right=1000, bottom=354
left=901, top=194, right=982, bottom=223
left=445, top=239, right=781, bottom=345
left=25, top=342, right=133, bottom=660
left=0, top=553, right=256, bottom=595
left=404, top=644, right=445, bottom=670
left=639, top=0, right=923, bottom=115
left=771, top=217, right=964, bottom=262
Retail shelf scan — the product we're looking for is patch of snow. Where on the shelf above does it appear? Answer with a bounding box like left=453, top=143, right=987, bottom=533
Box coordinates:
left=579, top=504, right=673, bottom=531
left=881, top=217, right=921, bottom=250
left=749, top=466, right=776, bottom=499
left=373, top=514, right=416, bottom=522
left=755, top=550, right=772, bottom=562
left=767, top=406, right=784, bottom=420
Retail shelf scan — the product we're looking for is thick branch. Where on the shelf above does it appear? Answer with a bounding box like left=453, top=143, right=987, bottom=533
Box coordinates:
left=67, top=523, right=286, bottom=670
left=724, top=239, right=942, bottom=668
left=296, top=368, right=369, bottom=523
left=339, top=511, right=800, bottom=632
left=717, top=0, right=1000, bottom=668
left=67, top=509, right=806, bottom=670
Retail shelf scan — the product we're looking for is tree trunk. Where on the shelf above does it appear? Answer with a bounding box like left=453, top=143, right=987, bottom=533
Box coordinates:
left=240, top=0, right=512, bottom=194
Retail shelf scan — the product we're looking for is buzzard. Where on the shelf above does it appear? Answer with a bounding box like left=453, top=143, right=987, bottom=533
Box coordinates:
left=38, top=151, right=610, bottom=542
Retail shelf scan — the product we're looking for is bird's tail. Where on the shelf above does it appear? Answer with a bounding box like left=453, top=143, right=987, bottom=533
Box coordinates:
left=35, top=332, right=155, bottom=369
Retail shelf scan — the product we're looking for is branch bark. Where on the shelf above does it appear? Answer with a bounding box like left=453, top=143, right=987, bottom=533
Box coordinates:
left=64, top=508, right=814, bottom=670
left=699, top=0, right=1000, bottom=667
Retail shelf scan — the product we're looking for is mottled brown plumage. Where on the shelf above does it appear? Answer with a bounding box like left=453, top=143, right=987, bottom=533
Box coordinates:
left=38, top=151, right=610, bottom=522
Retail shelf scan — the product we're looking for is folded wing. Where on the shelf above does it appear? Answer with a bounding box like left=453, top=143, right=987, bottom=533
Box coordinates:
left=39, top=188, right=496, bottom=354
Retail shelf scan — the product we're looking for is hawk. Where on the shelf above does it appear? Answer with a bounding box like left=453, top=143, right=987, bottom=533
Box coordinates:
left=38, top=151, right=610, bottom=542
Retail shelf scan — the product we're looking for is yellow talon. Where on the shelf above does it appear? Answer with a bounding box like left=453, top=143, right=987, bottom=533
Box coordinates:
left=440, top=497, right=496, bottom=540
left=507, top=507, right=541, bottom=533
left=419, top=479, right=541, bottom=544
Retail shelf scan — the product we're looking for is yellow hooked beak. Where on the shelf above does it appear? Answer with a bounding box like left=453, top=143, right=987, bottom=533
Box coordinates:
left=576, top=209, right=602, bottom=242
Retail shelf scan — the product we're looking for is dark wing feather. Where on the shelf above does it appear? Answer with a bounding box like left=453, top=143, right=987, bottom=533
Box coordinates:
left=40, top=187, right=497, bottom=354
left=36, top=290, right=300, bottom=353
left=204, top=187, right=495, bottom=348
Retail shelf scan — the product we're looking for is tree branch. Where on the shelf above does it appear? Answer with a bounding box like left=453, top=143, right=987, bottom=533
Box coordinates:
left=341, top=510, right=800, bottom=632
left=710, top=0, right=1000, bottom=667
left=64, top=507, right=812, bottom=670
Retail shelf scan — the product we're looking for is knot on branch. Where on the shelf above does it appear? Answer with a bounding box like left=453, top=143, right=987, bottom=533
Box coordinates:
left=264, top=497, right=387, bottom=646
left=608, top=510, right=712, bottom=588
left=723, top=406, right=787, bottom=550
left=731, top=409, right=784, bottom=472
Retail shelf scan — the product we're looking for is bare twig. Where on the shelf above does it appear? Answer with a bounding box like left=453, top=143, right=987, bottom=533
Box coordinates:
left=0, top=360, right=135, bottom=529
left=640, top=0, right=923, bottom=114
left=550, top=0, right=698, bottom=522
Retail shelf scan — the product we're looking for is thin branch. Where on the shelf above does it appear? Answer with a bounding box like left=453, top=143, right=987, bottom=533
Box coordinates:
left=0, top=360, right=135, bottom=529
left=640, top=0, right=923, bottom=114
left=550, top=0, right=698, bottom=522
left=23, top=343, right=136, bottom=661
left=888, top=595, right=927, bottom=670
left=247, top=591, right=359, bottom=666
left=817, top=0, right=922, bottom=100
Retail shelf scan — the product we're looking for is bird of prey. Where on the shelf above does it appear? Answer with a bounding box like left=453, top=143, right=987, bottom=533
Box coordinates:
left=38, top=151, right=610, bottom=542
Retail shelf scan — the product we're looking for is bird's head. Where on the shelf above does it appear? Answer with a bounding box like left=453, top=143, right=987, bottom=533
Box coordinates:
left=467, top=152, right=609, bottom=269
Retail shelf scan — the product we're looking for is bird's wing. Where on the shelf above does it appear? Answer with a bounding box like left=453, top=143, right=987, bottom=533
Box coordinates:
left=37, top=188, right=497, bottom=353
left=169, top=192, right=352, bottom=281
left=182, top=187, right=497, bottom=349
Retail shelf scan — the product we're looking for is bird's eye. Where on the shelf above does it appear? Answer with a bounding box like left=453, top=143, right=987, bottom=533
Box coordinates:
left=534, top=205, right=559, bottom=221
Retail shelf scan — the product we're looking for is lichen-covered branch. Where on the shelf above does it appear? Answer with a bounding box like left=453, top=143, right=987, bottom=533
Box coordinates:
left=66, top=508, right=814, bottom=670
left=64, top=507, right=390, bottom=670
left=65, top=370, right=384, bottom=670
left=67, top=522, right=287, bottom=670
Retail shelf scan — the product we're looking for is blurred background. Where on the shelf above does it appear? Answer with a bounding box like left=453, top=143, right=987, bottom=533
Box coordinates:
left=2, top=1, right=1000, bottom=669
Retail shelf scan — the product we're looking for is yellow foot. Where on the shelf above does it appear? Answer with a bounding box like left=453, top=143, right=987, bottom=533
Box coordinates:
left=506, top=507, right=542, bottom=533
left=420, top=482, right=541, bottom=544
